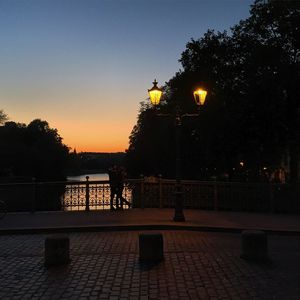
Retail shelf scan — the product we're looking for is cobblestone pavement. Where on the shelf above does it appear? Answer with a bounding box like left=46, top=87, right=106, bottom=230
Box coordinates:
left=0, top=231, right=299, bottom=299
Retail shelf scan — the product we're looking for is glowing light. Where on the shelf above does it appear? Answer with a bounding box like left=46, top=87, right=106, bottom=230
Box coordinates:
left=193, top=88, right=207, bottom=106
left=148, top=79, right=162, bottom=106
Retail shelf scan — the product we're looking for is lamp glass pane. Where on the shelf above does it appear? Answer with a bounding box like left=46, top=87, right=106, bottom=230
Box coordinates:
left=149, top=89, right=162, bottom=106
left=193, top=89, right=207, bottom=106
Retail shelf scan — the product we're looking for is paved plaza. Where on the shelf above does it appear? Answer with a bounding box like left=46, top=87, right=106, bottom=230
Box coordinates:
left=0, top=230, right=300, bottom=299
left=1, top=209, right=300, bottom=234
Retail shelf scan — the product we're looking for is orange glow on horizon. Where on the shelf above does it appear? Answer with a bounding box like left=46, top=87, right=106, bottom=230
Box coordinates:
left=57, top=119, right=131, bottom=153
left=61, top=131, right=129, bottom=153
left=6, top=112, right=132, bottom=153
left=68, top=142, right=127, bottom=153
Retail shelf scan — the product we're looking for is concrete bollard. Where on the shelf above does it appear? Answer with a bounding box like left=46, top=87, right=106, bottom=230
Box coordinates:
left=45, top=235, right=70, bottom=267
left=241, top=230, right=268, bottom=261
left=139, top=233, right=164, bottom=262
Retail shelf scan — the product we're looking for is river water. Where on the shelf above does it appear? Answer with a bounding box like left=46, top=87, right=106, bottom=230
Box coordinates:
left=67, top=173, right=109, bottom=182
left=65, top=173, right=133, bottom=211
left=64, top=173, right=111, bottom=211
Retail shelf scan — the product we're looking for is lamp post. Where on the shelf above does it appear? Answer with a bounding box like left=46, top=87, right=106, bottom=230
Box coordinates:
left=148, top=79, right=207, bottom=221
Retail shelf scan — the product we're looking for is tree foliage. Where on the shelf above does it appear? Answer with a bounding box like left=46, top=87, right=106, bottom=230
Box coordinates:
left=127, top=0, right=300, bottom=182
left=0, top=119, right=70, bottom=181
left=0, top=109, right=8, bottom=124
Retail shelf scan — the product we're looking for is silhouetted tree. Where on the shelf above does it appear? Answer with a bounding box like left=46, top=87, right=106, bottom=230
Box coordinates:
left=0, top=119, right=69, bottom=181
left=0, top=110, right=8, bottom=124
left=127, top=0, right=300, bottom=182
left=230, top=0, right=300, bottom=182
left=126, top=101, right=175, bottom=177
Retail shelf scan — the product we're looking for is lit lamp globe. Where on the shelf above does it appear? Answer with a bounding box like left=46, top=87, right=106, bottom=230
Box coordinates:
left=193, top=88, right=207, bottom=106
left=148, top=79, right=162, bottom=106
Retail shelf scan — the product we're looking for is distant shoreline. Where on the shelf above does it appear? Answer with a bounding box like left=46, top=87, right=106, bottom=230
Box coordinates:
left=66, top=169, right=107, bottom=176
left=67, top=173, right=109, bottom=182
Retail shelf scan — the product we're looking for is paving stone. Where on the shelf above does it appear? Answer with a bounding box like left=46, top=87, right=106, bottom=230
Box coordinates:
left=0, top=231, right=300, bottom=299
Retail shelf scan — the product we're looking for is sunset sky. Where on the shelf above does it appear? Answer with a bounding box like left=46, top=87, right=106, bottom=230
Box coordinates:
left=0, top=0, right=252, bottom=152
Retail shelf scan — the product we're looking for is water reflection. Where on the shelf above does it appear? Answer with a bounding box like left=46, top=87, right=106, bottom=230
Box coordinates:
left=67, top=173, right=109, bottom=182
left=63, top=175, right=132, bottom=211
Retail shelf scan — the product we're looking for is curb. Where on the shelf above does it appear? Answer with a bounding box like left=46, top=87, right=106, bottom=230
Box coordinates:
left=1, top=224, right=300, bottom=236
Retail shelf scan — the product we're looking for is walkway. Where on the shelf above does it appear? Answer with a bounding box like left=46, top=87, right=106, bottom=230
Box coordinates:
left=1, top=209, right=300, bottom=234
left=1, top=209, right=300, bottom=299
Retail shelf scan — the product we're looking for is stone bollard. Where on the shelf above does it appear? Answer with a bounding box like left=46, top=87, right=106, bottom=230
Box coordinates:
left=241, top=230, right=268, bottom=261
left=45, top=235, right=70, bottom=267
left=139, top=233, right=164, bottom=262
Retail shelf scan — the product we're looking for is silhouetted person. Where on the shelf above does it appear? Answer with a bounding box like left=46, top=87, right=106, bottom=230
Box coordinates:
left=108, top=165, right=130, bottom=210
left=116, top=166, right=131, bottom=209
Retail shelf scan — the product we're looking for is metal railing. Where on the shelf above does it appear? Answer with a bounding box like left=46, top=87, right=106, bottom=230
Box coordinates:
left=63, top=180, right=132, bottom=211
left=0, top=177, right=299, bottom=213
left=0, top=179, right=132, bottom=212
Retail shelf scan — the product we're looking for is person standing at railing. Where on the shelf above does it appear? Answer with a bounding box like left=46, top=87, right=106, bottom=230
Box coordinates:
left=115, top=166, right=131, bottom=209
left=108, top=165, right=131, bottom=210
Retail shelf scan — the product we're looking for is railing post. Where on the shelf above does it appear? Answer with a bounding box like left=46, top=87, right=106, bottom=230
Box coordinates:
left=85, top=176, right=90, bottom=211
left=31, top=177, right=36, bottom=213
left=213, top=179, right=218, bottom=210
left=158, top=174, right=163, bottom=208
left=140, top=174, right=144, bottom=209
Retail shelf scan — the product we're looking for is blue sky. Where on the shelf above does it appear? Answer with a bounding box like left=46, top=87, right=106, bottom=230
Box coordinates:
left=0, top=0, right=253, bottom=151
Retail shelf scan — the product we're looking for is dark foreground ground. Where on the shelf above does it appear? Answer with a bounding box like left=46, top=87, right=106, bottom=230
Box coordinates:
left=0, top=230, right=299, bottom=299
left=1, top=209, right=300, bottom=234
left=1, top=209, right=300, bottom=299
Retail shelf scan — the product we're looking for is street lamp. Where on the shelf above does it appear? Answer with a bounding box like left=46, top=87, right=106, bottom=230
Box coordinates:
left=148, top=79, right=162, bottom=106
left=148, top=80, right=207, bottom=221
left=193, top=88, right=208, bottom=106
